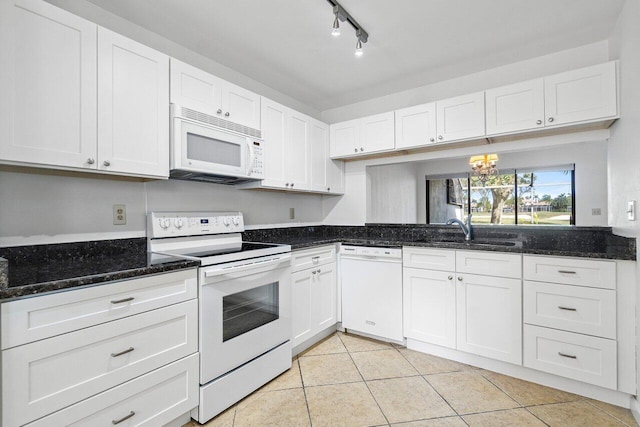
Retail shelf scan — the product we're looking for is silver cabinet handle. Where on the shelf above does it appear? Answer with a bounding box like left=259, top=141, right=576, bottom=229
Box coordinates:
left=317, top=269, right=321, bottom=273
left=111, top=297, right=134, bottom=304
left=290, top=183, right=294, bottom=187
left=558, top=270, right=576, bottom=274
left=457, top=276, right=463, bottom=281
left=536, top=119, right=542, bottom=125
left=327, top=187, right=330, bottom=191
left=225, top=112, right=230, bottom=117
left=103, top=160, right=111, bottom=167
left=360, top=147, right=364, bottom=151
left=354, top=148, right=358, bottom=153
left=438, top=135, right=443, bottom=140
left=311, top=256, right=320, bottom=264
left=558, top=306, right=577, bottom=311
left=217, top=109, right=222, bottom=114
left=112, top=411, right=135, bottom=425
left=448, top=275, right=453, bottom=280
left=285, top=183, right=289, bottom=187
left=429, top=137, right=435, bottom=142
left=111, top=347, right=134, bottom=357
left=87, top=158, right=95, bottom=164
left=548, top=117, right=555, bottom=123
left=558, top=352, right=577, bottom=359
left=312, top=270, right=317, bottom=275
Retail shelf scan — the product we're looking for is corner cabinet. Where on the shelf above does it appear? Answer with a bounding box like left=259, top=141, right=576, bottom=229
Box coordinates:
left=239, top=97, right=344, bottom=195
left=1, top=269, right=199, bottom=427
left=0, top=0, right=170, bottom=178
left=169, top=59, right=261, bottom=132
left=330, top=112, right=395, bottom=158
left=291, top=246, right=338, bottom=351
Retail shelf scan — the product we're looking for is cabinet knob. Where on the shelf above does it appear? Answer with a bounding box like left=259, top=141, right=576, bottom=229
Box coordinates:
left=291, top=183, right=294, bottom=187
left=285, top=183, right=289, bottom=187
left=548, top=117, right=554, bottom=123
left=430, top=137, right=435, bottom=142
left=354, top=148, right=358, bottom=153
left=317, top=269, right=321, bottom=273
left=360, top=147, right=364, bottom=151
left=225, top=112, right=230, bottom=117
left=457, top=276, right=463, bottom=281
left=217, top=109, right=222, bottom=114
left=312, top=270, right=317, bottom=275
left=327, top=187, right=330, bottom=191
left=536, top=119, right=543, bottom=125
left=86, top=158, right=95, bottom=165
left=448, top=275, right=453, bottom=280
left=103, top=160, right=111, bottom=167
left=438, top=135, right=443, bottom=140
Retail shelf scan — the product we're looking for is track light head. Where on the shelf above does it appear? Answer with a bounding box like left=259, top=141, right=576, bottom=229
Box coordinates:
left=355, top=39, right=363, bottom=56
left=332, top=13, right=340, bottom=36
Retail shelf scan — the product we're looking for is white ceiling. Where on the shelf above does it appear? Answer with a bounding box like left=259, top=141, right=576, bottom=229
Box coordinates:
left=86, top=0, right=625, bottom=112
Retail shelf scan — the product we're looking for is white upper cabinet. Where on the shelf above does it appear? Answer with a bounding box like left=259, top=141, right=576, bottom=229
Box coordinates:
left=310, top=119, right=345, bottom=194
left=170, top=59, right=260, bottom=131
left=0, top=0, right=170, bottom=178
left=435, top=92, right=486, bottom=142
left=485, top=79, right=545, bottom=135
left=97, top=27, right=169, bottom=177
left=395, top=102, right=437, bottom=149
left=258, top=98, right=288, bottom=187
left=0, top=0, right=98, bottom=169
left=544, top=61, right=618, bottom=126
left=486, top=62, right=618, bottom=136
left=330, top=112, right=395, bottom=158
left=288, top=110, right=311, bottom=190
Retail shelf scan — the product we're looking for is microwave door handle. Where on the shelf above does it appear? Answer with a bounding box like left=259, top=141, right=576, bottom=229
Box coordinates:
left=246, top=141, right=254, bottom=176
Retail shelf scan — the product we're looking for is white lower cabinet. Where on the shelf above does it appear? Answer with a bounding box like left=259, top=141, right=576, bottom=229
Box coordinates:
left=403, top=247, right=522, bottom=364
left=291, top=246, right=338, bottom=349
left=27, top=354, right=199, bottom=427
left=1, top=269, right=199, bottom=427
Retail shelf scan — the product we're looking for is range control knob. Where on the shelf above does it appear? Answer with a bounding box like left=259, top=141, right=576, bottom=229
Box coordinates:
left=159, top=218, right=170, bottom=229
left=174, top=218, right=184, bottom=229
left=223, top=217, right=231, bottom=226
left=232, top=217, right=240, bottom=226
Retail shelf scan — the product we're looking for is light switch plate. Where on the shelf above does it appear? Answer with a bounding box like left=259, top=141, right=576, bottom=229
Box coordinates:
left=627, top=201, right=635, bottom=221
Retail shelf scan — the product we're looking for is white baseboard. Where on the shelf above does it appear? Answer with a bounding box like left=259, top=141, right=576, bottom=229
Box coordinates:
left=630, top=397, right=640, bottom=425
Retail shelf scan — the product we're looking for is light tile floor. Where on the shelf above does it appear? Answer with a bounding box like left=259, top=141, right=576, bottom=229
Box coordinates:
left=186, top=332, right=638, bottom=427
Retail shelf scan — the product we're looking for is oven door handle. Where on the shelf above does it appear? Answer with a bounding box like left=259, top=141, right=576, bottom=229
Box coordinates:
left=204, top=256, right=290, bottom=278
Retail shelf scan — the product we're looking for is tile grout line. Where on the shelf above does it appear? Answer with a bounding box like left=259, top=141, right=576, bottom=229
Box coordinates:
left=295, top=358, right=314, bottom=427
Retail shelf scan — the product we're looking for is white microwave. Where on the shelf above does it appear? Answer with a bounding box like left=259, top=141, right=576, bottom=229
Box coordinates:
left=170, top=104, right=264, bottom=184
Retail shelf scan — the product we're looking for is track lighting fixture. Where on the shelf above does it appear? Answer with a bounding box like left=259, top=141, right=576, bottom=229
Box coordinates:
left=327, top=0, right=369, bottom=56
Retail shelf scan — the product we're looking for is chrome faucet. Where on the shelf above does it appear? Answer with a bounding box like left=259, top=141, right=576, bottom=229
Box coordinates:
left=446, top=214, right=473, bottom=241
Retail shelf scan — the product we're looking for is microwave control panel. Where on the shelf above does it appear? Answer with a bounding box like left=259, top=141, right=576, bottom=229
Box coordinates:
left=249, top=140, right=264, bottom=178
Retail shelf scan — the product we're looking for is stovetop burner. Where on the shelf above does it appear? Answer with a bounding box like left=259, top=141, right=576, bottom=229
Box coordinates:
left=177, top=242, right=283, bottom=259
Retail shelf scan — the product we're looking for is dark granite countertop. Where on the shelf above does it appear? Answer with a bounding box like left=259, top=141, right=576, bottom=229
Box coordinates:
left=0, top=238, right=199, bottom=301
left=244, top=224, right=636, bottom=260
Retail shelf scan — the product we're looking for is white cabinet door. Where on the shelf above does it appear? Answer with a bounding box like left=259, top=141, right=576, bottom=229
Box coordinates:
left=403, top=267, right=456, bottom=348
left=456, top=273, right=522, bottom=364
left=310, top=119, right=328, bottom=192
left=544, top=61, right=618, bottom=126
left=169, top=58, right=224, bottom=117
left=97, top=27, right=169, bottom=178
left=330, top=119, right=360, bottom=157
left=169, top=59, right=260, bottom=131
left=395, top=102, right=437, bottom=149
left=436, top=92, right=485, bottom=142
left=260, top=98, right=288, bottom=188
left=291, top=270, right=313, bottom=348
left=288, top=111, right=311, bottom=190
left=361, top=111, right=395, bottom=153
left=314, top=263, right=337, bottom=331
left=222, top=81, right=261, bottom=130
left=485, top=79, right=545, bottom=135
left=0, top=0, right=97, bottom=169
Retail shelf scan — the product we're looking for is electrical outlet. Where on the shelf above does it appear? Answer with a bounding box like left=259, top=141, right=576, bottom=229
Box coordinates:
left=289, top=207, right=295, bottom=220
left=113, top=204, right=127, bottom=225
left=627, top=201, right=636, bottom=221
left=591, top=208, right=601, bottom=216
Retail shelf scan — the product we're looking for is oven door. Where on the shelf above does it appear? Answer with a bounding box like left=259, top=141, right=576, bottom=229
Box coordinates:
left=173, top=118, right=249, bottom=177
left=199, top=254, right=291, bottom=384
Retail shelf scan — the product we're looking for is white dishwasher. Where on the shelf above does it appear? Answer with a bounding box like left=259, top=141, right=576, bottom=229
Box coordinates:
left=340, top=245, right=403, bottom=342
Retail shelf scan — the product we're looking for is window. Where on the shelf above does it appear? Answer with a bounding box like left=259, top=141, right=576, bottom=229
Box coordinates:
left=427, top=166, right=575, bottom=225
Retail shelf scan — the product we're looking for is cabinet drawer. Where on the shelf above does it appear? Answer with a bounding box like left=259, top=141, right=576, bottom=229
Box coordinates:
left=292, top=245, right=336, bottom=271
left=1, top=269, right=197, bottom=349
left=456, top=250, right=522, bottom=279
left=2, top=300, right=197, bottom=427
left=524, top=281, right=616, bottom=339
left=523, top=324, right=616, bottom=390
left=27, top=353, right=198, bottom=427
left=403, top=247, right=455, bottom=271
left=523, top=255, right=615, bottom=289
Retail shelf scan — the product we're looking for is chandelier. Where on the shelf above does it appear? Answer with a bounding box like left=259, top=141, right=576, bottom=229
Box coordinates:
left=469, top=154, right=499, bottom=184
